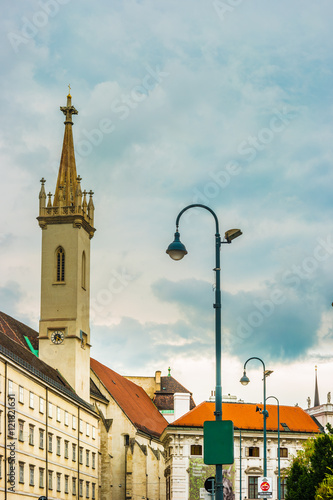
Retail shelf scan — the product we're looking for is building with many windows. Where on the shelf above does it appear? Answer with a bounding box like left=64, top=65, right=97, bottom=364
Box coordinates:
left=0, top=318, right=99, bottom=499
left=161, top=400, right=322, bottom=500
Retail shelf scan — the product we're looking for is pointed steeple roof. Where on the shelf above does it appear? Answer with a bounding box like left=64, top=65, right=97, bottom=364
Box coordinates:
left=37, top=89, right=95, bottom=238
left=314, top=365, right=320, bottom=407
left=54, top=89, right=78, bottom=206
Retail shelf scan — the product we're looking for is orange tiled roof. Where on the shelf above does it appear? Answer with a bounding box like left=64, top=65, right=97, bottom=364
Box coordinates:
left=91, top=358, right=168, bottom=438
left=171, top=401, right=320, bottom=433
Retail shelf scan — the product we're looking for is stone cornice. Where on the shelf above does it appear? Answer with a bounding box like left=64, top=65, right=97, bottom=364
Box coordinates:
left=37, top=213, right=96, bottom=239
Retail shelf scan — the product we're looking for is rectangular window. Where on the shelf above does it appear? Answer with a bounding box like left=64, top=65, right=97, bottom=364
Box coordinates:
left=64, top=440, right=69, bottom=459
left=79, top=479, right=84, bottom=497
left=279, top=447, right=288, bottom=458
left=86, top=423, right=90, bottom=436
left=29, top=465, right=35, bottom=486
left=79, top=419, right=83, bottom=433
left=39, top=397, right=44, bottom=414
left=65, top=410, right=69, bottom=426
left=73, top=477, right=77, bottom=495
left=248, top=476, right=259, bottom=499
left=79, top=446, right=83, bottom=464
left=190, top=444, right=202, bottom=456
left=18, top=420, right=24, bottom=442
left=92, top=452, right=96, bottom=469
left=247, top=446, right=260, bottom=457
left=65, top=475, right=69, bottom=494
left=92, top=426, right=95, bottom=440
left=19, top=386, right=24, bottom=404
left=29, top=425, right=34, bottom=446
left=57, top=436, right=61, bottom=456
left=73, top=415, right=77, bottom=430
left=86, top=481, right=90, bottom=498
left=57, top=472, right=61, bottom=492
left=8, top=380, right=13, bottom=394
left=39, top=429, right=44, bottom=449
left=48, top=402, right=53, bottom=418
left=56, top=406, right=61, bottom=422
left=72, top=443, right=77, bottom=462
left=19, top=462, right=24, bottom=483
left=29, top=392, right=34, bottom=409
left=48, top=433, right=53, bottom=453
left=86, top=449, right=89, bottom=467
left=48, top=470, right=53, bottom=490
left=92, top=483, right=96, bottom=500
left=39, top=468, right=44, bottom=488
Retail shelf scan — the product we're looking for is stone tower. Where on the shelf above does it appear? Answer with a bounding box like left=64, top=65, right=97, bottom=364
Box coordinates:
left=37, top=90, right=95, bottom=401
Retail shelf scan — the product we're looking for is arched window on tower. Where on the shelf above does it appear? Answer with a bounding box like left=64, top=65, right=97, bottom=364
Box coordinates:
left=56, top=247, right=65, bottom=282
left=81, top=251, right=86, bottom=289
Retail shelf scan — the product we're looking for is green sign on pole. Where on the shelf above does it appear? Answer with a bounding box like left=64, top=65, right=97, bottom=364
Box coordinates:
left=203, top=420, right=234, bottom=465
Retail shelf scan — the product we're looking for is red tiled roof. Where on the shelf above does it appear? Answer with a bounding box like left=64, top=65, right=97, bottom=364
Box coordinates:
left=0, top=330, right=74, bottom=393
left=91, top=358, right=168, bottom=438
left=0, top=311, right=39, bottom=350
left=171, top=401, right=321, bottom=433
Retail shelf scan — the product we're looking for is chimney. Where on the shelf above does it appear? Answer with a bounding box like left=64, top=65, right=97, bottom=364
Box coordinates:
left=155, top=370, right=161, bottom=391
left=174, top=393, right=191, bottom=421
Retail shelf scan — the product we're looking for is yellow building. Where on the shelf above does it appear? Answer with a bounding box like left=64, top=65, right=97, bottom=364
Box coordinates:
left=0, top=313, right=99, bottom=499
left=0, top=90, right=168, bottom=499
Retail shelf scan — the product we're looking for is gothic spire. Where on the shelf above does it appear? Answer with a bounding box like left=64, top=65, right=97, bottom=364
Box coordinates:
left=53, top=88, right=78, bottom=206
left=314, top=365, right=320, bottom=407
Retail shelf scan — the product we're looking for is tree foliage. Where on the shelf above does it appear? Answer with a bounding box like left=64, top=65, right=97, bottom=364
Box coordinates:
left=285, top=430, right=333, bottom=500
left=315, top=470, right=333, bottom=500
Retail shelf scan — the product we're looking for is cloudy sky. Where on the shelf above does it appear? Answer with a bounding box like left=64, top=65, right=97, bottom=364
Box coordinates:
left=1, top=0, right=333, bottom=409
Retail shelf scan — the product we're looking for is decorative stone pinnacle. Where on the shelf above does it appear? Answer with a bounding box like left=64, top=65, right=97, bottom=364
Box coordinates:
left=60, top=91, right=78, bottom=124
left=40, top=177, right=46, bottom=185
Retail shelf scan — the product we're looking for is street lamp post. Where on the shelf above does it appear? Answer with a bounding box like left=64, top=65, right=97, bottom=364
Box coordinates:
left=240, top=357, right=272, bottom=500
left=266, top=396, right=280, bottom=500
left=166, top=204, right=242, bottom=500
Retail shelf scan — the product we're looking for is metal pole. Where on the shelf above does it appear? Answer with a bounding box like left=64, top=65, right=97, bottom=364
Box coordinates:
left=215, top=229, right=223, bottom=500
left=263, top=366, right=267, bottom=500
left=242, top=357, right=267, bottom=500
left=277, top=400, right=281, bottom=500
left=266, top=396, right=280, bottom=500
left=173, top=204, right=223, bottom=500
left=239, top=429, right=242, bottom=500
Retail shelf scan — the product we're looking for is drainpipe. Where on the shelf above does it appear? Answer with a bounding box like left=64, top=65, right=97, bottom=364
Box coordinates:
left=78, top=406, right=80, bottom=500
left=4, top=360, right=7, bottom=500
left=46, top=387, right=49, bottom=500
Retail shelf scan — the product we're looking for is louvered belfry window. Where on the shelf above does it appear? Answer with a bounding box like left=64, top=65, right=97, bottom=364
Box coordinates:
left=56, top=247, right=65, bottom=282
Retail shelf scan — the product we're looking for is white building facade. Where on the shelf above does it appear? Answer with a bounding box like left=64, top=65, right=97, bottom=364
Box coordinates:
left=161, top=401, right=321, bottom=500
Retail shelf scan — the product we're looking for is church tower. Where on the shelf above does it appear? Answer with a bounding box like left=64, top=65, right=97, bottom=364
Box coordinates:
left=37, top=90, right=95, bottom=401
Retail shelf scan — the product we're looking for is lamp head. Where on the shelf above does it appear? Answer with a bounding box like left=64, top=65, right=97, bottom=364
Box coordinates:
left=225, top=228, right=242, bottom=243
left=240, top=371, right=250, bottom=386
left=166, top=231, right=188, bottom=261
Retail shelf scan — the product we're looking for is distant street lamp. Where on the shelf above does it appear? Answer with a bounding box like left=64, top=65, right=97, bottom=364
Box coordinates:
left=166, top=203, right=242, bottom=500
left=240, top=357, right=272, bottom=500
left=266, top=395, right=280, bottom=500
